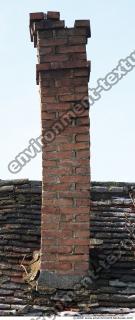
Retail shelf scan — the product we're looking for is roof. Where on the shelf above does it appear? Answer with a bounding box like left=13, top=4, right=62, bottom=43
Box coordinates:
left=0, top=179, right=135, bottom=316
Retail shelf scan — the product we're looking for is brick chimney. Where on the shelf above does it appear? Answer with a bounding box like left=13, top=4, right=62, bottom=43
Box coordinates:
left=30, top=11, right=91, bottom=289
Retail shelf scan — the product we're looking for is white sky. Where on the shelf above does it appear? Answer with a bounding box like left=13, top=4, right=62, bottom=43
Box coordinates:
left=0, top=0, right=135, bottom=182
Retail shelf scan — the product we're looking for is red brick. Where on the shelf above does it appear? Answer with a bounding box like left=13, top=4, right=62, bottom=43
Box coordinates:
left=59, top=142, right=89, bottom=151
left=63, top=126, right=89, bottom=135
left=47, top=11, right=60, bottom=20
left=42, top=206, right=60, bottom=215
left=57, top=45, right=86, bottom=54
left=59, top=159, right=89, bottom=167
left=59, top=93, right=85, bottom=102
left=76, top=150, right=90, bottom=159
left=41, top=86, right=73, bottom=96
left=31, top=11, right=91, bottom=277
left=35, top=20, right=65, bottom=31
left=43, top=160, right=57, bottom=167
left=42, top=191, right=57, bottom=199
left=44, top=167, right=72, bottom=176
left=43, top=151, right=73, bottom=160
left=76, top=167, right=90, bottom=174
left=74, top=262, right=89, bottom=271
left=58, top=239, right=90, bottom=246
left=43, top=199, right=73, bottom=207
left=41, top=95, right=57, bottom=103
left=42, top=230, right=73, bottom=239
left=39, top=47, right=54, bottom=55
left=43, top=183, right=72, bottom=191
left=42, top=222, right=59, bottom=230
left=59, top=176, right=90, bottom=183
left=30, top=12, right=44, bottom=21
left=42, top=254, right=57, bottom=261
left=75, top=20, right=90, bottom=28
left=76, top=134, right=90, bottom=142
left=73, top=68, right=90, bottom=77
left=41, top=262, right=72, bottom=271
left=42, top=102, right=72, bottom=112
left=42, top=144, right=56, bottom=152
left=55, top=77, right=88, bottom=88
left=68, top=36, right=87, bottom=45
left=74, top=246, right=89, bottom=254
left=76, top=183, right=90, bottom=190
left=59, top=191, right=90, bottom=199
left=38, top=30, right=53, bottom=39
left=41, top=239, right=58, bottom=246
left=42, top=214, right=60, bottom=223
left=38, top=38, right=67, bottom=47
left=37, top=60, right=90, bottom=72
left=74, top=230, right=90, bottom=238
left=60, top=214, right=74, bottom=222
left=42, top=175, right=57, bottom=184
left=75, top=86, right=88, bottom=94
left=40, top=54, right=69, bottom=63
left=77, top=117, right=90, bottom=126
left=76, top=214, right=90, bottom=222
left=76, top=199, right=90, bottom=207
left=60, top=207, right=90, bottom=215
left=59, top=254, right=88, bottom=262
left=42, top=112, right=56, bottom=120
left=60, top=222, right=89, bottom=231
left=42, top=246, right=73, bottom=254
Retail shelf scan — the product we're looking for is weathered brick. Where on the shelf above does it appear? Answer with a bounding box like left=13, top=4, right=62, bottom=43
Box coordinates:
left=40, top=54, right=69, bottom=63
left=43, top=183, right=72, bottom=191
left=47, top=11, right=60, bottom=20
left=41, top=262, right=72, bottom=272
left=43, top=151, right=73, bottom=160
left=59, top=175, right=90, bottom=183
left=76, top=150, right=90, bottom=159
left=44, top=167, right=72, bottom=176
left=74, top=245, right=89, bottom=254
left=30, top=12, right=44, bottom=21
left=42, top=112, right=56, bottom=120
left=76, top=166, right=90, bottom=174
left=38, top=38, right=67, bottom=47
left=74, top=261, right=89, bottom=271
left=76, top=214, right=90, bottom=222
left=76, top=199, right=90, bottom=207
left=42, top=206, right=60, bottom=215
left=30, top=11, right=91, bottom=279
left=60, top=207, right=90, bottom=215
left=74, top=230, right=90, bottom=238
left=42, top=230, right=73, bottom=238
left=76, top=133, right=90, bottom=142
left=68, top=36, right=87, bottom=45
left=60, top=222, right=90, bottom=231
left=57, top=45, right=86, bottom=54
left=42, top=246, right=73, bottom=254
left=43, top=199, right=73, bottom=207
left=59, top=254, right=88, bottom=262
left=59, top=191, right=90, bottom=199
left=38, top=47, right=53, bottom=55
left=59, top=142, right=89, bottom=151
left=35, top=20, right=65, bottom=31
left=42, top=102, right=72, bottom=112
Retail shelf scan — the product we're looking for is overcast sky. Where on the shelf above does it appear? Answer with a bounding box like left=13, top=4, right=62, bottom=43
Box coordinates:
left=0, top=0, right=135, bottom=182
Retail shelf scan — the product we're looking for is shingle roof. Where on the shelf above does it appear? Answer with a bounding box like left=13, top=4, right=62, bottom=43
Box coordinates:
left=0, top=179, right=135, bottom=316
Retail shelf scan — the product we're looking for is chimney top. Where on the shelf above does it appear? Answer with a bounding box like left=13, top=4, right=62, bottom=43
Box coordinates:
left=29, top=11, right=91, bottom=47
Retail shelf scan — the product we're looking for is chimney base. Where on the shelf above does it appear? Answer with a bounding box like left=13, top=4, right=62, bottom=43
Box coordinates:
left=38, top=271, right=87, bottom=289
